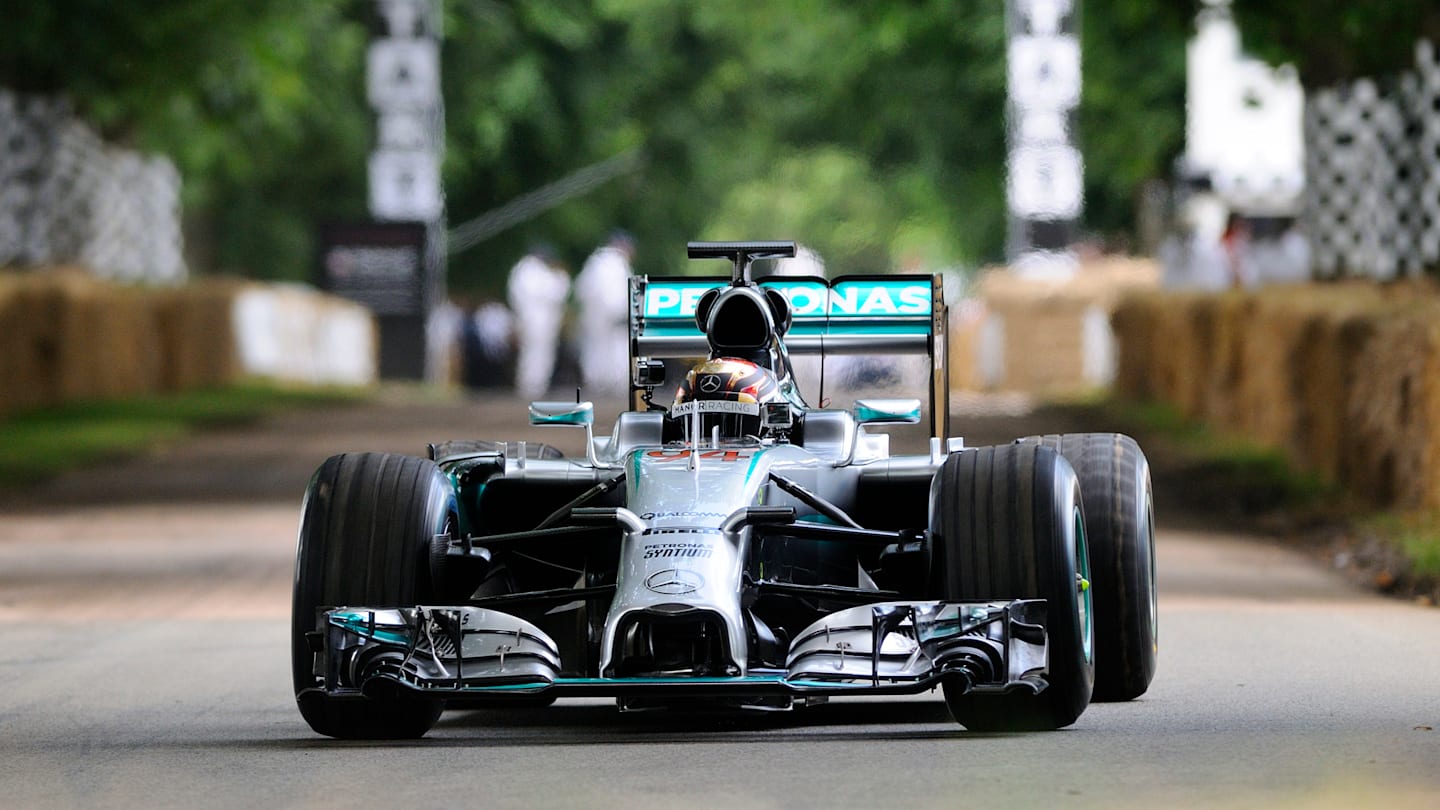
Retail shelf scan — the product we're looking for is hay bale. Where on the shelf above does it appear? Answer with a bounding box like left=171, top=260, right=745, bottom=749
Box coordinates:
left=971, top=259, right=1159, bottom=395
left=947, top=299, right=988, bottom=391
left=0, top=274, right=23, bottom=418
left=1106, top=276, right=1440, bottom=511
left=1417, top=314, right=1440, bottom=511
left=1281, top=285, right=1386, bottom=486
left=1290, top=310, right=1359, bottom=484
left=50, top=272, right=166, bottom=403
left=1, top=272, right=70, bottom=414
left=1146, top=293, right=1204, bottom=414
left=1111, top=292, right=1163, bottom=401
left=987, top=295, right=1089, bottom=394
left=0, top=271, right=304, bottom=421
left=0, top=271, right=171, bottom=414
left=1223, top=292, right=1337, bottom=453
left=1196, top=293, right=1251, bottom=430
left=154, top=279, right=244, bottom=391
left=1343, top=314, right=1429, bottom=506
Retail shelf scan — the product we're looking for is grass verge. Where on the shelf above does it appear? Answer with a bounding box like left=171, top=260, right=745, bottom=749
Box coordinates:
left=0, top=382, right=368, bottom=487
left=1358, top=511, right=1440, bottom=581
left=1103, top=399, right=1334, bottom=515
left=1102, top=398, right=1438, bottom=603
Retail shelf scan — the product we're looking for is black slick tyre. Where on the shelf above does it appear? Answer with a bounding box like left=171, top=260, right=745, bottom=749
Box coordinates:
left=1024, top=433, right=1157, bottom=701
left=292, top=452, right=455, bottom=739
left=929, top=443, right=1095, bottom=731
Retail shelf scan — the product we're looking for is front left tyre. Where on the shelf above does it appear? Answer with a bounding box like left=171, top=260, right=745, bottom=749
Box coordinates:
left=291, top=452, right=454, bottom=739
left=928, top=443, right=1095, bottom=731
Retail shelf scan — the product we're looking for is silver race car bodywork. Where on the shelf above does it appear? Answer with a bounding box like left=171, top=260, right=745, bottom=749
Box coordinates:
left=314, top=437, right=1053, bottom=705
left=294, top=241, right=1140, bottom=737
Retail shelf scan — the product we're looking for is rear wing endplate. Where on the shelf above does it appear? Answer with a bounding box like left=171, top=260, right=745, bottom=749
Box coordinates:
left=629, top=274, right=949, bottom=439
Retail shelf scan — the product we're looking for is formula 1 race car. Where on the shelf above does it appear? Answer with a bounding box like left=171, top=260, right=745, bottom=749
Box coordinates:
left=292, top=241, right=1158, bottom=738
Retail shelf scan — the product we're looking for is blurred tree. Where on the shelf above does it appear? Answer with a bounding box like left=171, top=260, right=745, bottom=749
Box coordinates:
left=442, top=0, right=1009, bottom=287
left=701, top=147, right=899, bottom=273
left=2, top=0, right=370, bottom=280
left=1232, top=0, right=1440, bottom=87
left=3, top=0, right=1208, bottom=287
left=1079, top=1, right=1193, bottom=249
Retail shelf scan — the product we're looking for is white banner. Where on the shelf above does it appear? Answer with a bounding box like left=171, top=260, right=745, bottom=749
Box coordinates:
left=369, top=149, right=443, bottom=221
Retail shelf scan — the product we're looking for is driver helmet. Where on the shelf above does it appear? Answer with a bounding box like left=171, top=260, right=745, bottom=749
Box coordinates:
left=671, top=357, right=780, bottom=440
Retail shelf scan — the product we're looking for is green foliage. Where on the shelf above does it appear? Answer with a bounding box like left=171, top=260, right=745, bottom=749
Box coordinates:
left=701, top=148, right=900, bottom=274
left=1113, top=398, right=1332, bottom=509
left=1364, top=512, right=1440, bottom=579
left=2, top=0, right=371, bottom=280
left=0, top=383, right=366, bottom=487
left=3, top=1, right=1214, bottom=288
left=1079, top=2, right=1193, bottom=247
left=1232, top=0, right=1440, bottom=87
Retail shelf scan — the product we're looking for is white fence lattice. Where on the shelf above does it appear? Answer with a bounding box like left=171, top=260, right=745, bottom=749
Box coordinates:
left=1304, top=40, right=1440, bottom=279
left=0, top=89, right=184, bottom=283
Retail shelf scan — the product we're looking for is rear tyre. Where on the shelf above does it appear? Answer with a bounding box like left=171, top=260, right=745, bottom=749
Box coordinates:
left=929, top=444, right=1094, bottom=731
left=1024, top=433, right=1157, bottom=701
left=292, top=452, right=454, bottom=739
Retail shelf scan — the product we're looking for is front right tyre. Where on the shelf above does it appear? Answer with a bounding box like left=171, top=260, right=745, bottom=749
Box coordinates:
left=291, top=452, right=454, bottom=739
left=1022, top=433, right=1158, bottom=702
left=928, top=443, right=1095, bottom=731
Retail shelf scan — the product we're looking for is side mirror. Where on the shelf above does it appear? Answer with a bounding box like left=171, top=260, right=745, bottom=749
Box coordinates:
left=529, top=401, right=595, bottom=428
left=854, top=398, right=921, bottom=425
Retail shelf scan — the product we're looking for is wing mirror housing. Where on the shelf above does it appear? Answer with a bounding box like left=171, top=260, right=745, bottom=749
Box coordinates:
left=529, top=401, right=595, bottom=427
left=854, top=398, right=922, bottom=425
left=529, top=401, right=615, bottom=469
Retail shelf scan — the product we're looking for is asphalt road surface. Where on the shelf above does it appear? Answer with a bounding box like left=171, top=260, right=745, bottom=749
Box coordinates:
left=1, top=390, right=1437, bottom=809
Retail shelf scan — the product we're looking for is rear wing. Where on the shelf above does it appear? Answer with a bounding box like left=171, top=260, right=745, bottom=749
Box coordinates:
left=629, top=274, right=949, bottom=439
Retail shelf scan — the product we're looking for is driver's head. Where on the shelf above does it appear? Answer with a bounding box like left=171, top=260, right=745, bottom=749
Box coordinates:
left=670, top=358, right=779, bottom=440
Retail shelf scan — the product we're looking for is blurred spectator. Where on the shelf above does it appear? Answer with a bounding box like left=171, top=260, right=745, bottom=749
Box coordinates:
left=426, top=299, right=465, bottom=385
left=462, top=299, right=514, bottom=389
left=574, top=230, right=635, bottom=396
left=771, top=243, right=826, bottom=277
left=507, top=245, right=571, bottom=399
left=1273, top=224, right=1312, bottom=283
left=1221, top=212, right=1256, bottom=289
left=1250, top=220, right=1312, bottom=285
left=1160, top=189, right=1230, bottom=291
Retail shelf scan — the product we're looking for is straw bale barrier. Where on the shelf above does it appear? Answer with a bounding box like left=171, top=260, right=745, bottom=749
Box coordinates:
left=0, top=271, right=375, bottom=419
left=1111, top=281, right=1440, bottom=510
left=952, top=257, right=1159, bottom=394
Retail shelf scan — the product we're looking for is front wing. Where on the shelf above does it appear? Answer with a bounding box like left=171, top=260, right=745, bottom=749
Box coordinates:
left=301, top=599, right=1051, bottom=703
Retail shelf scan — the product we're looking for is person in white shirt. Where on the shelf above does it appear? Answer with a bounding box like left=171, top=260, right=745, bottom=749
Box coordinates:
left=574, top=231, right=636, bottom=396
left=507, top=245, right=571, bottom=398
left=771, top=244, right=826, bottom=277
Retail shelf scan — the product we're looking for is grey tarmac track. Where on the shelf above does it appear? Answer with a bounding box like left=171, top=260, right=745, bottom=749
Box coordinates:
left=1, top=391, right=1437, bottom=809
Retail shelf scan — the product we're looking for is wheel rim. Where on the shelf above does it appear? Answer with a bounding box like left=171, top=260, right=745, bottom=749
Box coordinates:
left=1074, top=505, right=1094, bottom=664
left=1144, top=492, right=1158, bottom=648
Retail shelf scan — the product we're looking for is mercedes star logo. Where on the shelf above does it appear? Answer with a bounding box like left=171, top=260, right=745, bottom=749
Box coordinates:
left=644, top=569, right=705, bottom=595
left=699, top=374, right=723, bottom=393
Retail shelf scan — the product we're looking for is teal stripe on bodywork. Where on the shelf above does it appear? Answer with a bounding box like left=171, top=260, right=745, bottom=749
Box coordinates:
left=643, top=323, right=927, bottom=338
left=554, top=676, right=790, bottom=686
left=743, top=447, right=766, bottom=486
left=331, top=614, right=411, bottom=645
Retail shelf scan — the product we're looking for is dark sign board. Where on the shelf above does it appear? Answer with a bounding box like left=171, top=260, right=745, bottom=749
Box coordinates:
left=319, top=222, right=427, bottom=317
left=319, top=221, right=432, bottom=379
